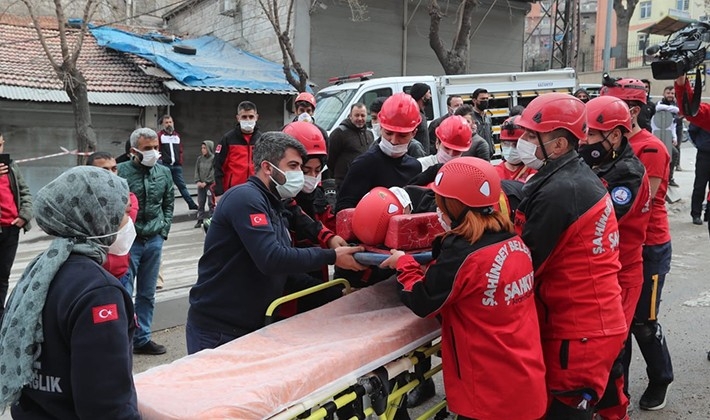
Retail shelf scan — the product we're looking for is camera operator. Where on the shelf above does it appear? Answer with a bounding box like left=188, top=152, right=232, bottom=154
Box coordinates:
left=674, top=74, right=710, bottom=131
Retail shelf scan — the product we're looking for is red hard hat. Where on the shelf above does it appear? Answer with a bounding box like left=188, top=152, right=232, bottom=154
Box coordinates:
left=599, top=78, right=647, bottom=104
left=283, top=121, right=327, bottom=156
left=352, top=187, right=404, bottom=245
left=295, top=92, right=316, bottom=108
left=517, top=93, right=588, bottom=140
left=586, top=96, right=632, bottom=133
left=378, top=93, right=422, bottom=133
left=432, top=157, right=501, bottom=208
left=435, top=115, right=472, bottom=151
left=499, top=116, right=525, bottom=141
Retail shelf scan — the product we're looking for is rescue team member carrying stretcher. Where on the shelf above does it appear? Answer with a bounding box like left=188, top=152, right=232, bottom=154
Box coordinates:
left=514, top=93, right=627, bottom=419
left=380, top=157, right=547, bottom=420
left=186, top=133, right=364, bottom=354
left=580, top=96, right=652, bottom=420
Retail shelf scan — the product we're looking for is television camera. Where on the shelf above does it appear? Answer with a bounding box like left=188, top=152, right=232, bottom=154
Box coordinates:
left=646, top=22, right=710, bottom=80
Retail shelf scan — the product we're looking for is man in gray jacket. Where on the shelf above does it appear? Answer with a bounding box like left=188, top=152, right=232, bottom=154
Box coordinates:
left=118, top=127, right=174, bottom=355
left=0, top=132, right=32, bottom=321
left=194, top=140, right=215, bottom=228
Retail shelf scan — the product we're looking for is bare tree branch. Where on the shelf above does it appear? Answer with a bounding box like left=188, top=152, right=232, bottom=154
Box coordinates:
left=452, top=0, right=475, bottom=52
left=18, top=0, right=62, bottom=72
left=71, top=0, right=99, bottom=66
left=429, top=0, right=448, bottom=66
left=53, top=0, right=71, bottom=63
left=257, top=0, right=308, bottom=91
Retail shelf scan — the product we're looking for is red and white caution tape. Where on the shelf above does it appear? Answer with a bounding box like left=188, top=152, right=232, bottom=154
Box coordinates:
left=15, top=147, right=93, bottom=163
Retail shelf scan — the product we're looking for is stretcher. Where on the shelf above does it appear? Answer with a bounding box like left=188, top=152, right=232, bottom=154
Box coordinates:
left=134, top=279, right=443, bottom=419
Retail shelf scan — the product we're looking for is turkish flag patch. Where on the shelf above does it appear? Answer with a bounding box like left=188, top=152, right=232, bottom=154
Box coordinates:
left=92, top=304, right=119, bottom=324
left=250, top=213, right=268, bottom=226
left=215, top=144, right=222, bottom=153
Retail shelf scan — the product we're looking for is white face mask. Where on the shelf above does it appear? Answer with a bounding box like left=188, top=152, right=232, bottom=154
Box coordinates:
left=516, top=138, right=544, bottom=170
left=269, top=163, right=305, bottom=199
left=108, top=218, right=137, bottom=256
left=135, top=149, right=160, bottom=167
left=302, top=173, right=321, bottom=194
left=436, top=207, right=451, bottom=232
left=501, top=144, right=523, bottom=165
left=86, top=218, right=137, bottom=256
left=371, top=123, right=381, bottom=138
left=379, top=138, right=409, bottom=158
left=436, top=148, right=455, bottom=164
left=297, top=112, right=313, bottom=123
left=240, top=120, right=256, bottom=133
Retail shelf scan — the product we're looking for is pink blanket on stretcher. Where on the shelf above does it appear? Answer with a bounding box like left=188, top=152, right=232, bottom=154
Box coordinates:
left=134, top=279, right=441, bottom=419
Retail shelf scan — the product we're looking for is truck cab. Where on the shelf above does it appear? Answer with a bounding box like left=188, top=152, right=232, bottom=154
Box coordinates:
left=314, top=69, right=578, bottom=154
left=314, top=74, right=440, bottom=135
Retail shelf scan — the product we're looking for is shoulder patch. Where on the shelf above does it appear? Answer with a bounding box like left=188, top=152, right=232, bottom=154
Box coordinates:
left=92, top=304, right=119, bottom=324
left=640, top=148, right=659, bottom=154
left=215, top=144, right=222, bottom=154
left=250, top=213, right=268, bottom=227
left=611, top=186, right=632, bottom=206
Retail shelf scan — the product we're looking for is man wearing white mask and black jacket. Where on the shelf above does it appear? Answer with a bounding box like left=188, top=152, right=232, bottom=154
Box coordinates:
left=118, top=128, right=174, bottom=356
left=336, top=93, right=423, bottom=212
left=213, top=101, right=263, bottom=201
left=187, top=133, right=364, bottom=353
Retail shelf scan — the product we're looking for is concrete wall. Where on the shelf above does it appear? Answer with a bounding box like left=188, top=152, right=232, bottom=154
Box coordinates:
left=309, top=0, right=529, bottom=88
left=164, top=0, right=293, bottom=63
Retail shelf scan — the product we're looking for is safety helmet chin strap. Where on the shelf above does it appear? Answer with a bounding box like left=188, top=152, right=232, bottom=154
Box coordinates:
left=536, top=132, right=552, bottom=161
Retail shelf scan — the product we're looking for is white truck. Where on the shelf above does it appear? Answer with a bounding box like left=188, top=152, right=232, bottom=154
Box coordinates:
left=313, top=68, right=578, bottom=151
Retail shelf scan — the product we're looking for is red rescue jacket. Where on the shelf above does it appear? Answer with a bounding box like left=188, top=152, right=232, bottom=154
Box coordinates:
left=396, top=231, right=546, bottom=420
left=515, top=151, right=626, bottom=340
left=213, top=127, right=262, bottom=196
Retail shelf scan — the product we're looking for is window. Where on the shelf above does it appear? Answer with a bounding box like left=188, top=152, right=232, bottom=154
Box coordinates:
left=676, top=0, right=689, bottom=11
left=640, top=1, right=652, bottom=19
left=357, top=88, right=393, bottom=123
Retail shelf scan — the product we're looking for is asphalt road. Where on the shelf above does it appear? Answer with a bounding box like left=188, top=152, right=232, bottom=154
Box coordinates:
left=3, top=142, right=710, bottom=419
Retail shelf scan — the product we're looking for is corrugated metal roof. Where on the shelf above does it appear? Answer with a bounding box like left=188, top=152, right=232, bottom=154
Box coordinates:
left=0, top=85, right=173, bottom=106
left=163, top=80, right=294, bottom=95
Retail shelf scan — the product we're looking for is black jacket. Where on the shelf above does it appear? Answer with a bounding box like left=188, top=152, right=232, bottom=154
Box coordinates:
left=689, top=123, right=710, bottom=153
left=188, top=176, right=337, bottom=337
left=414, top=110, right=430, bottom=154
left=327, top=119, right=374, bottom=189
left=335, top=146, right=422, bottom=212
left=12, top=255, right=138, bottom=420
left=463, top=134, right=491, bottom=161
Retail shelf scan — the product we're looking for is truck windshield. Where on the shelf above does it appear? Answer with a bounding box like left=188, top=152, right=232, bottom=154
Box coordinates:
left=314, top=89, right=357, bottom=132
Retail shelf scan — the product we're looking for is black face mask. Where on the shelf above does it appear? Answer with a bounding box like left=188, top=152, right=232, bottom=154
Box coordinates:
left=477, top=100, right=489, bottom=110
left=422, top=97, right=431, bottom=105
left=579, top=138, right=612, bottom=167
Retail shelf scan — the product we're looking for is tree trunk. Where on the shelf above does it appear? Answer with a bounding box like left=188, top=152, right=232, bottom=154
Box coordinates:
left=63, top=66, right=96, bottom=165
left=612, top=0, right=639, bottom=70
left=428, top=0, right=477, bottom=75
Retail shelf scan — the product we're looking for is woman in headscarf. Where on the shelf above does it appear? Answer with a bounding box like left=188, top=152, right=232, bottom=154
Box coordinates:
left=0, top=166, right=140, bottom=419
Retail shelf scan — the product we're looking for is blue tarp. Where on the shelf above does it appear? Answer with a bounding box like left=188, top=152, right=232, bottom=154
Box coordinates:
left=90, top=26, right=297, bottom=93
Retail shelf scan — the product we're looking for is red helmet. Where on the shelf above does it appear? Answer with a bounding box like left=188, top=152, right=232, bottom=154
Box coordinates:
left=586, top=96, right=632, bottom=133
left=435, top=115, right=472, bottom=151
left=378, top=93, right=422, bottom=133
left=295, top=92, right=316, bottom=108
left=432, top=157, right=501, bottom=208
left=599, top=78, right=647, bottom=104
left=283, top=121, right=327, bottom=156
left=499, top=116, right=525, bottom=141
left=352, top=187, right=404, bottom=245
left=517, top=93, right=588, bottom=140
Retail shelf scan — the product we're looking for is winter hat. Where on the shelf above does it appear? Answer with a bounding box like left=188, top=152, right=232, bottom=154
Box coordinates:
left=410, top=83, right=430, bottom=101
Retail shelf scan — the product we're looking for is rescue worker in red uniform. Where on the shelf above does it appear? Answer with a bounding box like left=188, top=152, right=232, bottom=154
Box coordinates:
left=580, top=96, right=652, bottom=420
left=514, top=93, right=627, bottom=419
left=381, top=157, right=547, bottom=420
left=214, top=101, right=262, bottom=200
left=601, top=78, right=674, bottom=411
left=495, top=116, right=536, bottom=182
left=410, top=115, right=471, bottom=187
